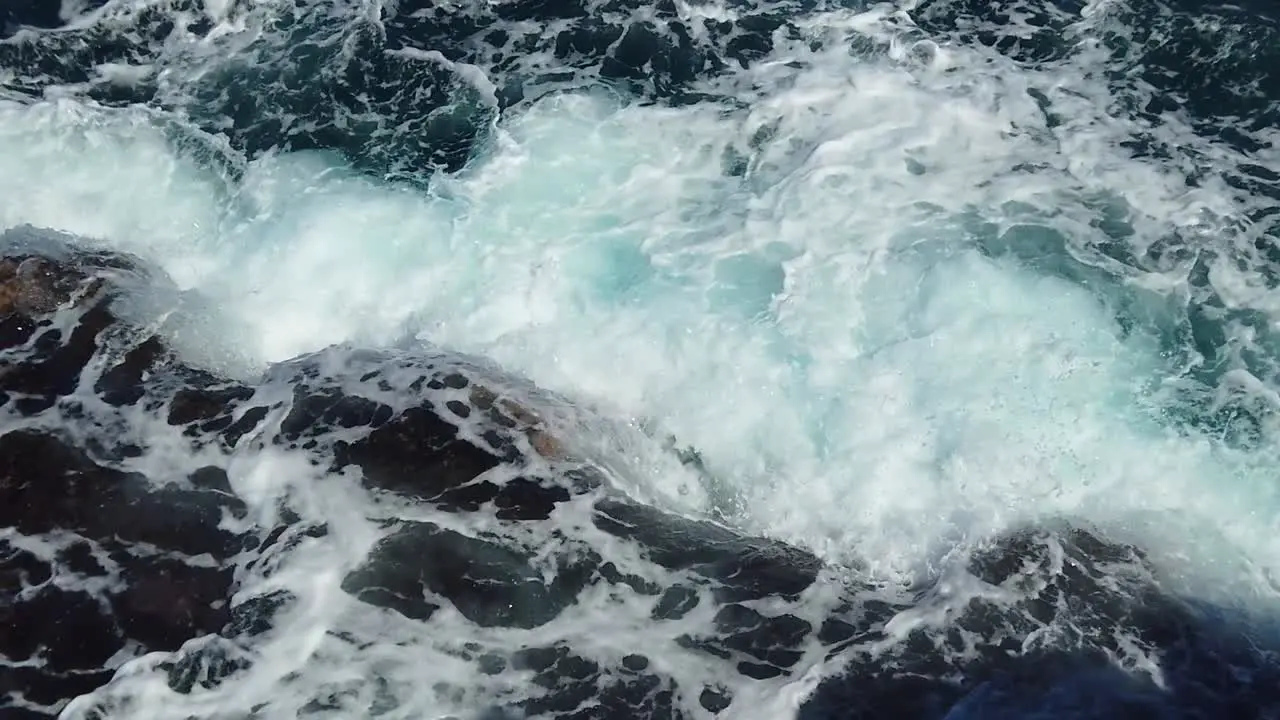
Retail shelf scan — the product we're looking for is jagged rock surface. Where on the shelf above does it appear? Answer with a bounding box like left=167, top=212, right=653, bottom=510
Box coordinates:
left=2, top=227, right=1279, bottom=719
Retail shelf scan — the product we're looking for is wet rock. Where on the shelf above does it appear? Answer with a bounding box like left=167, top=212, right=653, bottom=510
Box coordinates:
left=0, top=253, right=90, bottom=317
left=700, top=686, right=733, bottom=713
left=676, top=603, right=813, bottom=680
left=341, top=521, right=595, bottom=628
left=0, top=238, right=200, bottom=425
left=0, top=430, right=246, bottom=712
left=0, top=0, right=65, bottom=38
left=224, top=589, right=298, bottom=639
left=279, top=386, right=395, bottom=439
left=801, top=525, right=1280, bottom=719
left=109, top=557, right=233, bottom=650
left=602, top=22, right=661, bottom=80
left=310, top=373, right=579, bottom=519
left=504, top=644, right=682, bottom=719
left=652, top=585, right=699, bottom=620
left=0, top=301, right=114, bottom=413
left=0, top=541, right=52, bottom=592
left=95, top=335, right=167, bottom=406
left=0, top=235, right=255, bottom=714
left=166, top=375, right=268, bottom=450
left=593, top=497, right=822, bottom=601
left=165, top=639, right=254, bottom=695
left=167, top=381, right=256, bottom=426
left=332, top=403, right=503, bottom=495
left=1, top=585, right=123, bottom=670
left=715, top=604, right=810, bottom=670
left=2, top=669, right=117, bottom=717
left=0, top=430, right=244, bottom=557
left=12, top=231, right=1280, bottom=720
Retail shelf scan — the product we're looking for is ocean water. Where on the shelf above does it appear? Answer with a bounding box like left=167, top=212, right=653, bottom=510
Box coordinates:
left=3, top=0, right=1280, bottom=717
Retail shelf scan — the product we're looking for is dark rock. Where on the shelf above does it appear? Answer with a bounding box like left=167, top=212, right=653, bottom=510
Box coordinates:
left=440, top=372, right=469, bottom=389
left=341, top=521, right=594, bottom=628
left=222, top=404, right=270, bottom=447
left=95, top=335, right=168, bottom=406
left=505, top=644, right=682, bottom=719
left=0, top=237, right=260, bottom=713
left=554, top=20, right=624, bottom=60
left=57, top=540, right=105, bottom=576
left=603, top=22, right=660, bottom=79
left=700, top=686, right=732, bottom=713
left=311, top=369, right=581, bottom=519
left=445, top=398, right=471, bottom=418
left=478, top=653, right=507, bottom=675
left=10, top=233, right=1280, bottom=720
left=166, top=639, right=253, bottom=694
left=0, top=247, right=152, bottom=413
left=599, top=560, right=660, bottom=595
left=0, top=312, right=39, bottom=351
left=335, top=404, right=504, bottom=497
left=168, top=382, right=256, bottom=425
left=109, top=558, right=233, bottom=650
left=0, top=428, right=247, bottom=711
left=593, top=497, right=821, bottom=600
left=225, top=590, right=297, bottom=639
left=0, top=586, right=123, bottom=669
left=0, top=430, right=244, bottom=557
left=0, top=665, right=116, bottom=713
left=189, top=465, right=235, bottom=494
left=817, top=617, right=860, bottom=646
left=0, top=301, right=113, bottom=410
left=347, top=583, right=441, bottom=622
left=493, top=477, right=570, bottom=520
left=0, top=0, right=61, bottom=38
left=713, top=603, right=810, bottom=668
left=279, top=387, right=394, bottom=439
left=0, top=541, right=52, bottom=592
left=652, top=585, right=699, bottom=620
left=622, top=653, right=649, bottom=671
left=735, top=661, right=783, bottom=680
left=801, top=525, right=1280, bottom=719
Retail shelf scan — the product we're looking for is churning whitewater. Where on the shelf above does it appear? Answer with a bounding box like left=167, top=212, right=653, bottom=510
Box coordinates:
left=2, top=0, right=1280, bottom=718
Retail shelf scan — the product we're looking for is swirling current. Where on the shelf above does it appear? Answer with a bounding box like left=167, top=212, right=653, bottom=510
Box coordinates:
left=2, top=0, right=1280, bottom=718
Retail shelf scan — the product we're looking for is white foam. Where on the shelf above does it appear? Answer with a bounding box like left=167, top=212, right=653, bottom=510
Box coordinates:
left=3, top=16, right=1280, bottom=595
left=5, top=2, right=1280, bottom=714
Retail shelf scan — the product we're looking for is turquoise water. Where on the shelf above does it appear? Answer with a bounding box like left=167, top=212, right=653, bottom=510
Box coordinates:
left=3, top=0, right=1280, bottom=715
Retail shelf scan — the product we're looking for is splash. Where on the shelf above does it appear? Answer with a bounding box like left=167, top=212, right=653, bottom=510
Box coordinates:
left=3, top=0, right=1280, bottom=716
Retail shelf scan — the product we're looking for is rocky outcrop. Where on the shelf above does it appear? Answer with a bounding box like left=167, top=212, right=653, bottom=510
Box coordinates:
left=0, top=227, right=832, bottom=716
left=804, top=526, right=1280, bottom=720
left=2, top=227, right=1279, bottom=719
left=0, top=237, right=250, bottom=716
